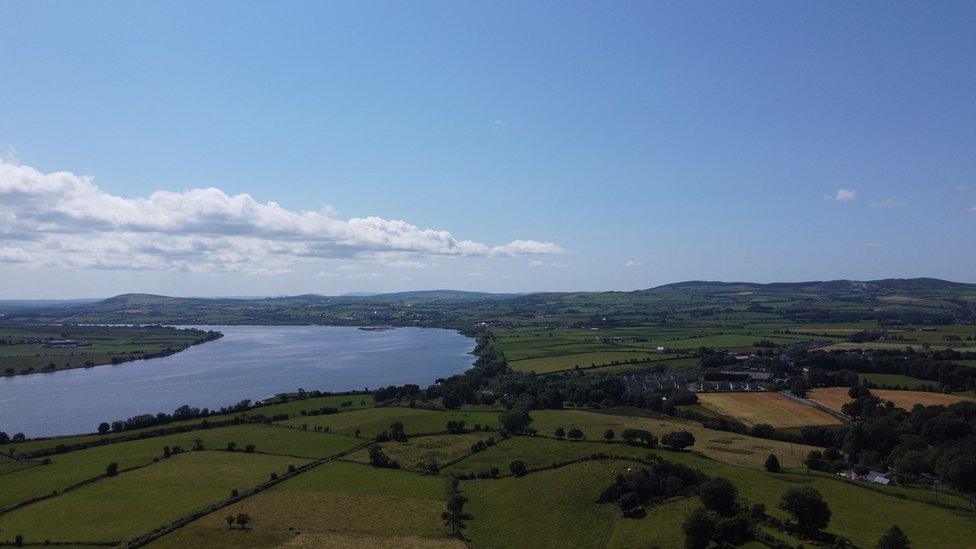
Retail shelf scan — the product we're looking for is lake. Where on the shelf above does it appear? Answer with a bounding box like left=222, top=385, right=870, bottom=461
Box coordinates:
left=0, top=325, right=474, bottom=438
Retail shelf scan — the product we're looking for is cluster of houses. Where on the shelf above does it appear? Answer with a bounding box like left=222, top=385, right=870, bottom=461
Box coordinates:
left=620, top=369, right=776, bottom=394
left=41, top=339, right=92, bottom=348
left=838, top=469, right=891, bottom=486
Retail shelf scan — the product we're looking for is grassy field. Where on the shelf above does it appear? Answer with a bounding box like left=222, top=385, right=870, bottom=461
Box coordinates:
left=463, top=459, right=660, bottom=548
left=0, top=325, right=219, bottom=375
left=344, top=433, right=492, bottom=470
left=809, top=387, right=975, bottom=413
left=6, top=394, right=374, bottom=456
left=150, top=460, right=456, bottom=548
left=279, top=407, right=500, bottom=438
left=508, top=351, right=669, bottom=374
left=857, top=372, right=934, bottom=388
left=0, top=425, right=355, bottom=510
left=695, top=392, right=842, bottom=428
left=0, top=451, right=304, bottom=542
left=442, top=436, right=649, bottom=476
left=528, top=408, right=819, bottom=469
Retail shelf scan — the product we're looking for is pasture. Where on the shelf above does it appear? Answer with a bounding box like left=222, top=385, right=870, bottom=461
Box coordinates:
left=0, top=424, right=354, bottom=510
left=344, top=433, right=492, bottom=470
left=278, top=407, right=500, bottom=438
left=150, top=460, right=454, bottom=548
left=528, top=408, right=818, bottom=469
left=0, top=451, right=304, bottom=543
left=695, top=392, right=842, bottom=428
left=809, top=387, right=975, bottom=413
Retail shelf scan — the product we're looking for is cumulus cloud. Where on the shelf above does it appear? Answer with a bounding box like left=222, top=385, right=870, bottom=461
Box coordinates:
left=467, top=272, right=484, bottom=277
left=826, top=188, right=857, bottom=202
left=870, top=198, right=904, bottom=209
left=0, top=161, right=565, bottom=274
left=623, top=260, right=644, bottom=267
left=970, top=204, right=976, bottom=213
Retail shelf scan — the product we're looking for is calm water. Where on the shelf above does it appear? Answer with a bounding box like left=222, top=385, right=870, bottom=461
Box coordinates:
left=0, top=326, right=474, bottom=437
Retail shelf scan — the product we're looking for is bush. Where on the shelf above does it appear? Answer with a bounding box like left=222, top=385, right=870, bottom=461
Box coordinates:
left=509, top=460, right=527, bottom=477
left=698, top=477, right=738, bottom=517
left=779, top=486, right=831, bottom=533
left=764, top=454, right=781, bottom=473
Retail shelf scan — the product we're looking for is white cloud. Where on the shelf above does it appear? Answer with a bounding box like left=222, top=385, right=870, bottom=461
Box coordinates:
left=313, top=271, right=339, bottom=278
left=467, top=272, right=484, bottom=278
left=970, top=204, right=976, bottom=213
left=863, top=243, right=883, bottom=248
left=0, top=160, right=565, bottom=274
left=379, top=259, right=430, bottom=269
left=528, top=260, right=568, bottom=268
left=870, top=198, right=903, bottom=209
left=623, top=260, right=645, bottom=267
left=345, top=272, right=383, bottom=280
left=826, top=188, right=857, bottom=202
left=492, top=120, right=505, bottom=131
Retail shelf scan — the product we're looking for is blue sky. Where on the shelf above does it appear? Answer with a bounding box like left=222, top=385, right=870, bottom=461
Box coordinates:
left=1, top=1, right=974, bottom=298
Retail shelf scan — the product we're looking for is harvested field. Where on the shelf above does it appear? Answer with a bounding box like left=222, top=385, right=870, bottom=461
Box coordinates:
left=809, top=387, right=975, bottom=413
left=696, top=392, right=842, bottom=428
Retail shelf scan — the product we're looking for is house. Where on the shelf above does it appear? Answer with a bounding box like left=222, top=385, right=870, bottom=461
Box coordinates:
left=865, top=471, right=891, bottom=485
left=656, top=346, right=668, bottom=353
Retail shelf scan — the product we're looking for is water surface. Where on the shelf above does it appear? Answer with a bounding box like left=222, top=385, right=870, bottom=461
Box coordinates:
left=0, top=325, right=474, bottom=437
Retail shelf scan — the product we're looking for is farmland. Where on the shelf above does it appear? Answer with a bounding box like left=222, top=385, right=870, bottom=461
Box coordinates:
left=695, top=392, right=842, bottom=429
left=809, top=387, right=976, bottom=413
left=0, top=325, right=221, bottom=376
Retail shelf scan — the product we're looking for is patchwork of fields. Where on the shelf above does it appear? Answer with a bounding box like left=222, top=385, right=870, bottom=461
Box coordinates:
left=0, top=403, right=972, bottom=548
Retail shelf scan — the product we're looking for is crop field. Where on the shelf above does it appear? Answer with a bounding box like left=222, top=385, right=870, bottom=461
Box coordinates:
left=695, top=392, right=842, bottom=428
left=344, top=433, right=492, bottom=470
left=150, top=460, right=456, bottom=548
left=528, top=408, right=819, bottom=469
left=278, top=407, right=500, bottom=438
left=809, top=387, right=975, bottom=413
left=0, top=451, right=304, bottom=543
left=0, top=325, right=218, bottom=375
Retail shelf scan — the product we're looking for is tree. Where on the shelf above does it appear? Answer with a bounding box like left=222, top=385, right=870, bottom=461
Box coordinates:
left=499, top=407, right=532, bottom=433
left=805, top=450, right=825, bottom=471
left=106, top=462, right=119, bottom=477
left=682, top=507, right=716, bottom=549
left=764, top=454, right=781, bottom=473
left=662, top=430, right=695, bottom=451
left=390, top=421, right=407, bottom=442
left=12, top=433, right=25, bottom=443
left=225, top=515, right=235, bottom=529
left=509, top=460, right=527, bottom=477
left=235, top=513, right=251, bottom=530
left=0, top=431, right=8, bottom=444
left=554, top=427, right=565, bottom=438
left=446, top=420, right=466, bottom=434
left=98, top=422, right=111, bottom=435
left=778, top=487, right=831, bottom=533
left=441, top=492, right=470, bottom=537
left=567, top=427, right=584, bottom=441
left=603, top=429, right=615, bottom=442
left=368, top=444, right=397, bottom=468
left=227, top=442, right=238, bottom=452
left=621, top=428, right=657, bottom=447
left=876, top=524, right=911, bottom=549
left=698, top=477, right=738, bottom=517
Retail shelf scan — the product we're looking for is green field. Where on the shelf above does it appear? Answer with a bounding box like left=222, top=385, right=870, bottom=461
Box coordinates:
left=0, top=451, right=304, bottom=542
left=150, top=460, right=457, bottom=548
left=279, top=406, right=501, bottom=438
left=0, top=424, right=356, bottom=510
left=345, top=433, right=492, bottom=470
left=858, top=372, right=934, bottom=388
left=0, top=325, right=220, bottom=376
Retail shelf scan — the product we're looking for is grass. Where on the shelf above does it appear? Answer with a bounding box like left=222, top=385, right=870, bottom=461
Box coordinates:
left=0, top=325, right=218, bottom=375
left=344, top=433, right=492, bottom=471
left=150, top=460, right=456, bottom=548
left=442, top=436, right=648, bottom=476
left=462, top=459, right=643, bottom=548
left=857, top=372, right=935, bottom=388
left=508, top=351, right=667, bottom=374
left=278, top=407, right=500, bottom=439
left=528, top=408, right=819, bottom=469
left=695, top=392, right=842, bottom=428
left=6, top=393, right=374, bottom=456
left=809, top=387, right=975, bottom=413
left=0, top=451, right=304, bottom=542
left=0, top=424, right=355, bottom=510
